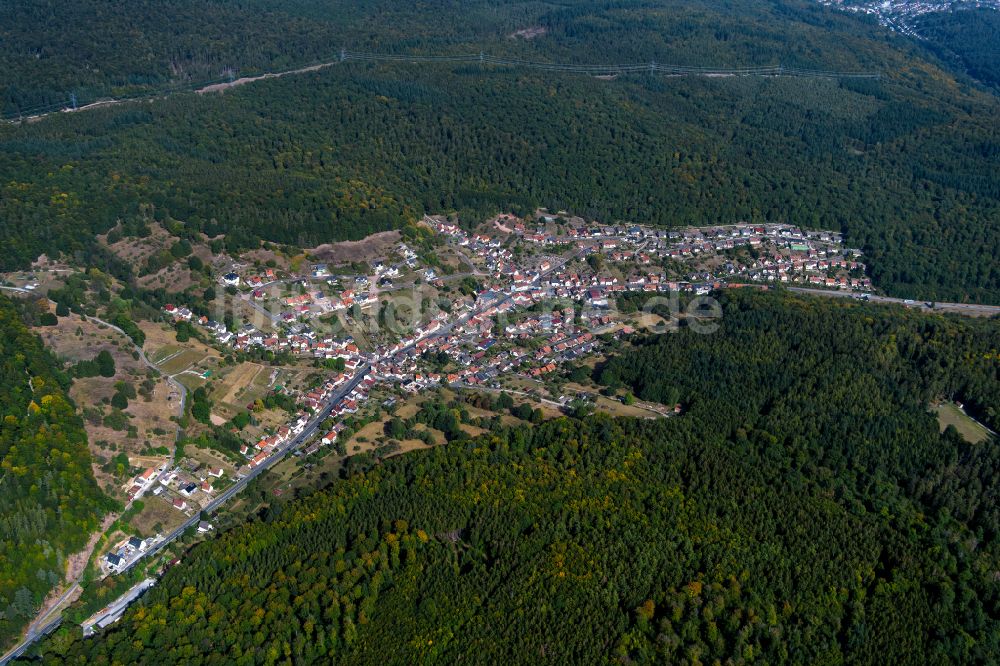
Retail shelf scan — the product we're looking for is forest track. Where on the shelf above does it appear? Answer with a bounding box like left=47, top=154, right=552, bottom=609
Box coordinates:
left=2, top=51, right=878, bottom=125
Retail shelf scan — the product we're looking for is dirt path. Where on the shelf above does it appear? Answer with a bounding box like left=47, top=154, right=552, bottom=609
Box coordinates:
left=73, top=311, right=189, bottom=454
left=196, top=62, right=336, bottom=95
left=67, top=514, right=117, bottom=586
left=27, top=512, right=117, bottom=637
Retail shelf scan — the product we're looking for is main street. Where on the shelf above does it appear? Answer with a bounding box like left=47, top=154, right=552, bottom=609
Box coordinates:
left=0, top=366, right=369, bottom=663
left=0, top=617, right=60, bottom=665
left=392, top=245, right=583, bottom=356
left=81, top=579, right=157, bottom=637
left=118, top=364, right=370, bottom=575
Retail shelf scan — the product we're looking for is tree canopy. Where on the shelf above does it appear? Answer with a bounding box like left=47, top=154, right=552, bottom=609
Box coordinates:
left=0, top=296, right=110, bottom=648
left=32, top=291, right=1000, bottom=663
left=0, top=1, right=998, bottom=302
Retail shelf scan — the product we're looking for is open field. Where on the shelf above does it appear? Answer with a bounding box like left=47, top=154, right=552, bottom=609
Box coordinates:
left=147, top=344, right=186, bottom=365
left=218, top=362, right=265, bottom=404
left=385, top=438, right=438, bottom=457
left=499, top=370, right=670, bottom=420
left=137, top=262, right=201, bottom=292
left=933, top=402, right=994, bottom=444
left=78, top=375, right=177, bottom=448
left=172, top=372, right=208, bottom=392
left=140, top=321, right=219, bottom=361
left=209, top=363, right=265, bottom=421
left=210, top=362, right=312, bottom=422
left=99, top=223, right=215, bottom=293
left=307, top=230, right=401, bottom=265
left=244, top=406, right=295, bottom=433
left=342, top=418, right=431, bottom=453
left=462, top=402, right=524, bottom=428
left=277, top=432, right=433, bottom=496
left=32, top=310, right=176, bottom=497
left=157, top=348, right=211, bottom=375
left=394, top=400, right=422, bottom=420
left=559, top=380, right=669, bottom=418
left=34, top=309, right=136, bottom=367
left=99, top=223, right=174, bottom=272
left=238, top=247, right=294, bottom=272
left=627, top=311, right=673, bottom=332
left=185, top=445, right=241, bottom=474
left=127, top=496, right=188, bottom=539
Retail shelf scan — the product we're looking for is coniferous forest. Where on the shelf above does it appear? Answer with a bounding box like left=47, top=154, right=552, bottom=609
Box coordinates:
left=1, top=2, right=999, bottom=660
left=0, top=0, right=998, bottom=303
left=914, top=7, right=1000, bottom=92
left=0, top=296, right=110, bottom=648
left=31, top=291, right=1000, bottom=664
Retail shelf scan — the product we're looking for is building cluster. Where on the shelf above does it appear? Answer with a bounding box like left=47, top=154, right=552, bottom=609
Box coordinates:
left=237, top=371, right=376, bottom=464
left=164, top=302, right=370, bottom=364
left=106, top=458, right=229, bottom=572
left=104, top=534, right=160, bottom=573
left=128, top=214, right=876, bottom=578
left=474, top=216, right=872, bottom=291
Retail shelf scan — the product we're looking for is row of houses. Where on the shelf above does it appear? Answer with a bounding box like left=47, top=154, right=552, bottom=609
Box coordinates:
left=163, top=303, right=371, bottom=367
left=441, top=212, right=867, bottom=298
left=238, top=371, right=375, bottom=469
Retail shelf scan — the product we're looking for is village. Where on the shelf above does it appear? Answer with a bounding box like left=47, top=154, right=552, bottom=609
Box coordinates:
left=164, top=212, right=867, bottom=362
left=0, top=206, right=871, bottom=584
left=0, top=203, right=894, bottom=648
left=99, top=210, right=867, bottom=577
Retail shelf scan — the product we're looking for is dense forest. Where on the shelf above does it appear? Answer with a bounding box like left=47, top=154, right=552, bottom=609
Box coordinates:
left=0, top=1, right=998, bottom=303
left=915, top=8, right=1000, bottom=92
left=0, top=296, right=111, bottom=649
left=599, top=289, right=1000, bottom=435
left=0, top=0, right=554, bottom=113
left=30, top=291, right=999, bottom=663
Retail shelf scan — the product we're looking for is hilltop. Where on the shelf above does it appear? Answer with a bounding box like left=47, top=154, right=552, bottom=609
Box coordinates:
left=0, top=0, right=997, bottom=303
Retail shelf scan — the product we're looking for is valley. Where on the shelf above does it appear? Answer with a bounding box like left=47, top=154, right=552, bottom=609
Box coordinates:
left=0, top=1, right=997, bottom=663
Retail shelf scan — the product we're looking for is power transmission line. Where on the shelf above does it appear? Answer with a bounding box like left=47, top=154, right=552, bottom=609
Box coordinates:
left=1, top=50, right=880, bottom=123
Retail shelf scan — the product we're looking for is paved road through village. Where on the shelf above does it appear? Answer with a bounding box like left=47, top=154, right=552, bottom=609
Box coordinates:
left=118, top=365, right=370, bottom=575
left=786, top=287, right=1000, bottom=317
